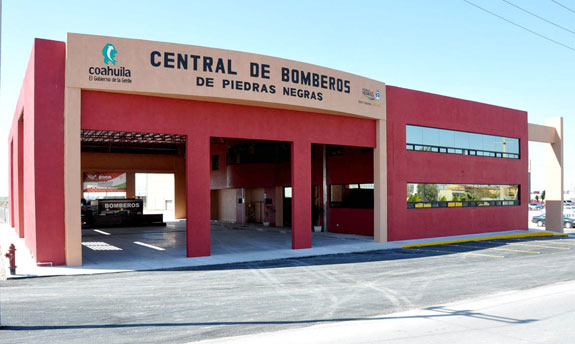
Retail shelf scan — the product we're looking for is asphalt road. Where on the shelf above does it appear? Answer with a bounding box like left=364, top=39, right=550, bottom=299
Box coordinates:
left=201, top=280, right=575, bottom=344
left=2, top=235, right=575, bottom=343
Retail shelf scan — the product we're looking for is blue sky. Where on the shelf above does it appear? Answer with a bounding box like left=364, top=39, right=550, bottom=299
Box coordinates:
left=1, top=0, right=574, bottom=196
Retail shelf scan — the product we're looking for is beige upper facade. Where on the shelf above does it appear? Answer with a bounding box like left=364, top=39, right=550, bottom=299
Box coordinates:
left=66, top=33, right=386, bottom=119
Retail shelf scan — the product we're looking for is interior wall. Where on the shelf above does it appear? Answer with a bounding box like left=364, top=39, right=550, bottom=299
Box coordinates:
left=210, top=160, right=291, bottom=190
left=210, top=188, right=237, bottom=222
left=245, top=187, right=265, bottom=202
left=245, top=187, right=265, bottom=223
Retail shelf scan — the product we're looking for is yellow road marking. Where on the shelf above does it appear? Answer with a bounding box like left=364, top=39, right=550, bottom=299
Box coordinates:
left=505, top=242, right=569, bottom=250
left=406, top=247, right=503, bottom=258
left=445, top=243, right=539, bottom=254
left=401, top=232, right=566, bottom=249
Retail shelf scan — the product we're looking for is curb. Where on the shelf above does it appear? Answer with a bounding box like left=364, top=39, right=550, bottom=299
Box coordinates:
left=402, top=232, right=568, bottom=248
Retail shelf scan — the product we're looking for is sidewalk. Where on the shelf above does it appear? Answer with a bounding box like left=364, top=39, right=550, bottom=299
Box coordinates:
left=0, top=222, right=567, bottom=279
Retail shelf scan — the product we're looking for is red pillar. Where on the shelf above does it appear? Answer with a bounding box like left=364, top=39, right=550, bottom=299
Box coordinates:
left=291, top=140, right=312, bottom=249
left=28, top=39, right=66, bottom=264
left=8, top=138, right=14, bottom=228
left=186, top=134, right=211, bottom=257
left=14, top=119, right=25, bottom=238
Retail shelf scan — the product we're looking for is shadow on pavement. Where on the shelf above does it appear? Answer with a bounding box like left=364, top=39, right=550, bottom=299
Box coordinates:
left=0, top=305, right=536, bottom=331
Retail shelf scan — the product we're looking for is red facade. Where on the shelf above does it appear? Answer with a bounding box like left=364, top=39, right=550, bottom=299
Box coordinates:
left=386, top=86, right=529, bottom=240
left=7, top=39, right=530, bottom=265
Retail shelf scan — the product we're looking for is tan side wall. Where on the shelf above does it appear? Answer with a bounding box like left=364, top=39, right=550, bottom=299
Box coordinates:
left=210, top=188, right=238, bottom=222
left=220, top=189, right=238, bottom=222
left=245, top=187, right=265, bottom=202
left=528, top=123, right=557, bottom=143
left=174, top=157, right=186, bottom=219
left=64, top=88, right=82, bottom=266
left=544, top=117, right=564, bottom=233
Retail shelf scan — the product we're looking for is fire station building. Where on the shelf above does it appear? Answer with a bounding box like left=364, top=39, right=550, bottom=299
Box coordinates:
left=7, top=34, right=564, bottom=266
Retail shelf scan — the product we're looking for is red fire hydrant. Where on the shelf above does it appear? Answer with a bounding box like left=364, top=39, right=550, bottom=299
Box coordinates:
left=5, top=244, right=16, bottom=275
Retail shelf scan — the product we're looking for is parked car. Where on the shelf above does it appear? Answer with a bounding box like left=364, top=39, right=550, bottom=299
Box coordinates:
left=532, top=214, right=575, bottom=228
left=529, top=203, right=544, bottom=210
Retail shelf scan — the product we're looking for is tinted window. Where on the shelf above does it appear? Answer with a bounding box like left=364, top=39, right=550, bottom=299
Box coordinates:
left=406, top=183, right=520, bottom=208
left=406, top=125, right=519, bottom=159
left=330, top=184, right=374, bottom=209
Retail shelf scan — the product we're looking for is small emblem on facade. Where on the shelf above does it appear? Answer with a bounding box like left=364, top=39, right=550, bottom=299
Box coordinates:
left=102, top=43, right=118, bottom=66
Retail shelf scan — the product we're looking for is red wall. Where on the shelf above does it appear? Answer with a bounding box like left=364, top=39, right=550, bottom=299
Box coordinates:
left=227, top=163, right=291, bottom=189
left=327, top=147, right=374, bottom=184
left=81, top=92, right=377, bottom=146
left=386, top=86, right=529, bottom=241
left=7, top=39, right=66, bottom=264
left=329, top=208, right=374, bottom=236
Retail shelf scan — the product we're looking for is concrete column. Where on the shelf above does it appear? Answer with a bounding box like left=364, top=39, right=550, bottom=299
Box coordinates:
left=174, top=156, right=186, bottom=219
left=186, top=134, right=211, bottom=257
left=275, top=186, right=283, bottom=227
left=126, top=172, right=136, bottom=198
left=291, top=140, right=312, bottom=249
left=545, top=117, right=563, bottom=233
left=374, top=119, right=388, bottom=242
left=64, top=87, right=82, bottom=266
left=264, top=186, right=276, bottom=226
left=236, top=188, right=246, bottom=224
left=322, top=144, right=328, bottom=232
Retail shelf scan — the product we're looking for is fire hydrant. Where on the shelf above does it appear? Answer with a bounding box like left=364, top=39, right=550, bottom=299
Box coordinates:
left=4, top=244, right=16, bottom=275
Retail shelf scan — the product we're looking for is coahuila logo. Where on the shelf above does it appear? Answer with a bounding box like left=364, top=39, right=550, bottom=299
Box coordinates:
left=102, top=43, right=118, bottom=65
left=88, top=43, right=132, bottom=80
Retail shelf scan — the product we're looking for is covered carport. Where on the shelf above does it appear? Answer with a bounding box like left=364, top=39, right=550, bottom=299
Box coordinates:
left=70, top=89, right=378, bottom=265
left=8, top=34, right=386, bottom=267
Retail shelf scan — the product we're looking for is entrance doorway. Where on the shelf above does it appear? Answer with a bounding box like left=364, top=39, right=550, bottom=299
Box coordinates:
left=79, top=129, right=186, bottom=262
left=210, top=137, right=291, bottom=228
left=136, top=173, right=175, bottom=221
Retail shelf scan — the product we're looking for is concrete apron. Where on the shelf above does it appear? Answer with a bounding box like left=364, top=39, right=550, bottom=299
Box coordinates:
left=0, top=221, right=567, bottom=279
